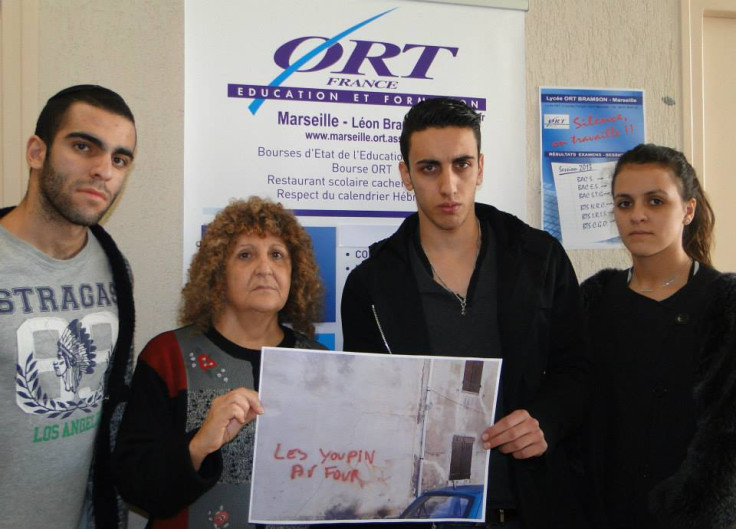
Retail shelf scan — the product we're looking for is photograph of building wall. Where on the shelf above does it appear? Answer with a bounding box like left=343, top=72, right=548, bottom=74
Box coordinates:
left=250, top=348, right=501, bottom=523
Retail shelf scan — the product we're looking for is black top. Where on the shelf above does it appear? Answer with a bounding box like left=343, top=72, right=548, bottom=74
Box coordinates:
left=410, top=219, right=501, bottom=358
left=410, top=220, right=514, bottom=507
left=584, top=265, right=721, bottom=529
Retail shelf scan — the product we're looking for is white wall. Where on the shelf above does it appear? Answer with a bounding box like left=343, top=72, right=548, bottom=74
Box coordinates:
left=254, top=350, right=427, bottom=520
left=421, top=359, right=500, bottom=491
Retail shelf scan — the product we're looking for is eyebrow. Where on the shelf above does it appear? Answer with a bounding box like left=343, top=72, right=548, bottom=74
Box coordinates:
left=613, top=189, right=666, bottom=199
left=66, top=131, right=135, bottom=161
left=234, top=241, right=288, bottom=249
left=415, top=154, right=476, bottom=165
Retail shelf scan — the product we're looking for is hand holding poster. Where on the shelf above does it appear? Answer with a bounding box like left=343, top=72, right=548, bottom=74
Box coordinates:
left=250, top=348, right=502, bottom=523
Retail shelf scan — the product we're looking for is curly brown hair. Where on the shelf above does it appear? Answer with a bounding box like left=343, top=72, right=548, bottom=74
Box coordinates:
left=179, top=197, right=324, bottom=337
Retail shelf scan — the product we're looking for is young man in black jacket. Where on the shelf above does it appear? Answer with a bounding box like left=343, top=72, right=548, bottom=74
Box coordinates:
left=341, top=98, right=589, bottom=528
left=0, top=85, right=136, bottom=528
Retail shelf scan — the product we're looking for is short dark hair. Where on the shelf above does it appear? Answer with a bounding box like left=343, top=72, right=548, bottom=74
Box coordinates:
left=399, top=97, right=481, bottom=163
left=34, top=84, right=135, bottom=148
left=612, top=143, right=715, bottom=266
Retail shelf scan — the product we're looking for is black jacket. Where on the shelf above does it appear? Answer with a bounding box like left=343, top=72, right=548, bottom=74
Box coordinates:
left=581, top=268, right=736, bottom=529
left=648, top=271, right=736, bottom=528
left=0, top=206, right=135, bottom=529
left=341, top=203, right=590, bottom=529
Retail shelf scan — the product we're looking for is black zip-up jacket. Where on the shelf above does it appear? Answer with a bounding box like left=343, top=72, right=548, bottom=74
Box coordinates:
left=341, top=203, right=590, bottom=529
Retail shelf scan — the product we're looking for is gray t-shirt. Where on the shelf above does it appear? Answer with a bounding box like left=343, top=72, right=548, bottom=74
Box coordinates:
left=0, top=225, right=119, bottom=528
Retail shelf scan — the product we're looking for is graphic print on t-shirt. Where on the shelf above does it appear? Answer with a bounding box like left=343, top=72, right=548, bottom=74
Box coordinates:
left=15, top=312, right=117, bottom=419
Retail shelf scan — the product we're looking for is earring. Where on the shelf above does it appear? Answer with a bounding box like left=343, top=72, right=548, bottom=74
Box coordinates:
left=684, top=217, right=692, bottom=225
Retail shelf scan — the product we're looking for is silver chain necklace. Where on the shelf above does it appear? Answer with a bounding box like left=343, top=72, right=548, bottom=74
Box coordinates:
left=425, top=219, right=481, bottom=316
left=429, top=264, right=469, bottom=315
left=626, top=261, right=697, bottom=292
left=633, top=277, right=677, bottom=293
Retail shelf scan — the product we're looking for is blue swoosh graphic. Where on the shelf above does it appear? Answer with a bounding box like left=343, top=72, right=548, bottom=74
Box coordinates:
left=248, top=7, right=397, bottom=115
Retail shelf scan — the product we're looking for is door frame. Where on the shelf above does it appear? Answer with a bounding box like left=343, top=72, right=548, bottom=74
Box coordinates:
left=681, top=0, right=736, bottom=183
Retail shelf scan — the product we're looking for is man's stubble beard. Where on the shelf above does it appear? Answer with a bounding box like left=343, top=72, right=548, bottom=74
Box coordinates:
left=38, top=157, right=117, bottom=227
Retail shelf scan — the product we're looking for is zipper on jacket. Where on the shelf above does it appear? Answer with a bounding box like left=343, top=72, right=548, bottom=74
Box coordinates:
left=371, top=304, right=392, bottom=354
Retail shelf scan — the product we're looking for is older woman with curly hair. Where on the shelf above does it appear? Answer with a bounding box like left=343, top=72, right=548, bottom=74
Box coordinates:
left=113, top=197, right=325, bottom=529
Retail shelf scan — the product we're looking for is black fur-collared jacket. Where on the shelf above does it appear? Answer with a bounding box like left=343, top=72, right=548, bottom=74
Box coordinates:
left=651, top=270, right=736, bottom=528
left=583, top=267, right=736, bottom=529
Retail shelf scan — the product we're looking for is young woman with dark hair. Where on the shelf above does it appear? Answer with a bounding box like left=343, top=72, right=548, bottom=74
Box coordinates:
left=581, top=144, right=736, bottom=529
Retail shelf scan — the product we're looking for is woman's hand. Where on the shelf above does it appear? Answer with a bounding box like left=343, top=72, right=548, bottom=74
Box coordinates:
left=189, top=388, right=264, bottom=471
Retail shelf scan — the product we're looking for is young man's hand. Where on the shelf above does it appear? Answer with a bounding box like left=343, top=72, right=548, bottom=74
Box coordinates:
left=481, top=409, right=547, bottom=459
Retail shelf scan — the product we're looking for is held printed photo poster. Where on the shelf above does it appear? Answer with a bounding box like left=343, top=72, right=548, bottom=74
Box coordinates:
left=249, top=348, right=502, bottom=524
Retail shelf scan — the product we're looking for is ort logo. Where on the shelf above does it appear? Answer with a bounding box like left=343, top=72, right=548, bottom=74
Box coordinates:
left=274, top=37, right=458, bottom=81
left=247, top=8, right=461, bottom=114
left=543, top=114, right=570, bottom=130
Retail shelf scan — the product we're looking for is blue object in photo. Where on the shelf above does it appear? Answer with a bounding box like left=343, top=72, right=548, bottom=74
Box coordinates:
left=315, top=333, right=335, bottom=351
left=305, top=226, right=336, bottom=323
left=399, top=484, right=484, bottom=519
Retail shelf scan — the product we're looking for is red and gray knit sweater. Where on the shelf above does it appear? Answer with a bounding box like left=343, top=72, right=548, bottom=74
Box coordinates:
left=112, top=325, right=324, bottom=528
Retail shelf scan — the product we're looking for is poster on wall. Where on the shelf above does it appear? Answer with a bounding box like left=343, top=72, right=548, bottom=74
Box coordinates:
left=250, top=347, right=502, bottom=523
left=185, top=0, right=526, bottom=348
left=540, top=87, right=645, bottom=249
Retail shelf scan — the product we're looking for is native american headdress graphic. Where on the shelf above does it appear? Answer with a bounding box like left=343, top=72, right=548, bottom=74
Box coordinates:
left=53, top=319, right=97, bottom=393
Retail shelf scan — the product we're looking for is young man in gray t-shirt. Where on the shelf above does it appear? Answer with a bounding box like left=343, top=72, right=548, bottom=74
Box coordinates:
left=0, top=85, right=137, bottom=529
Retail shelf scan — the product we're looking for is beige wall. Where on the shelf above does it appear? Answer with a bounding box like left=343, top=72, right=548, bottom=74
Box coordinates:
left=2, top=0, right=185, bottom=350
left=1, top=0, right=683, bottom=351
left=525, top=0, right=683, bottom=277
